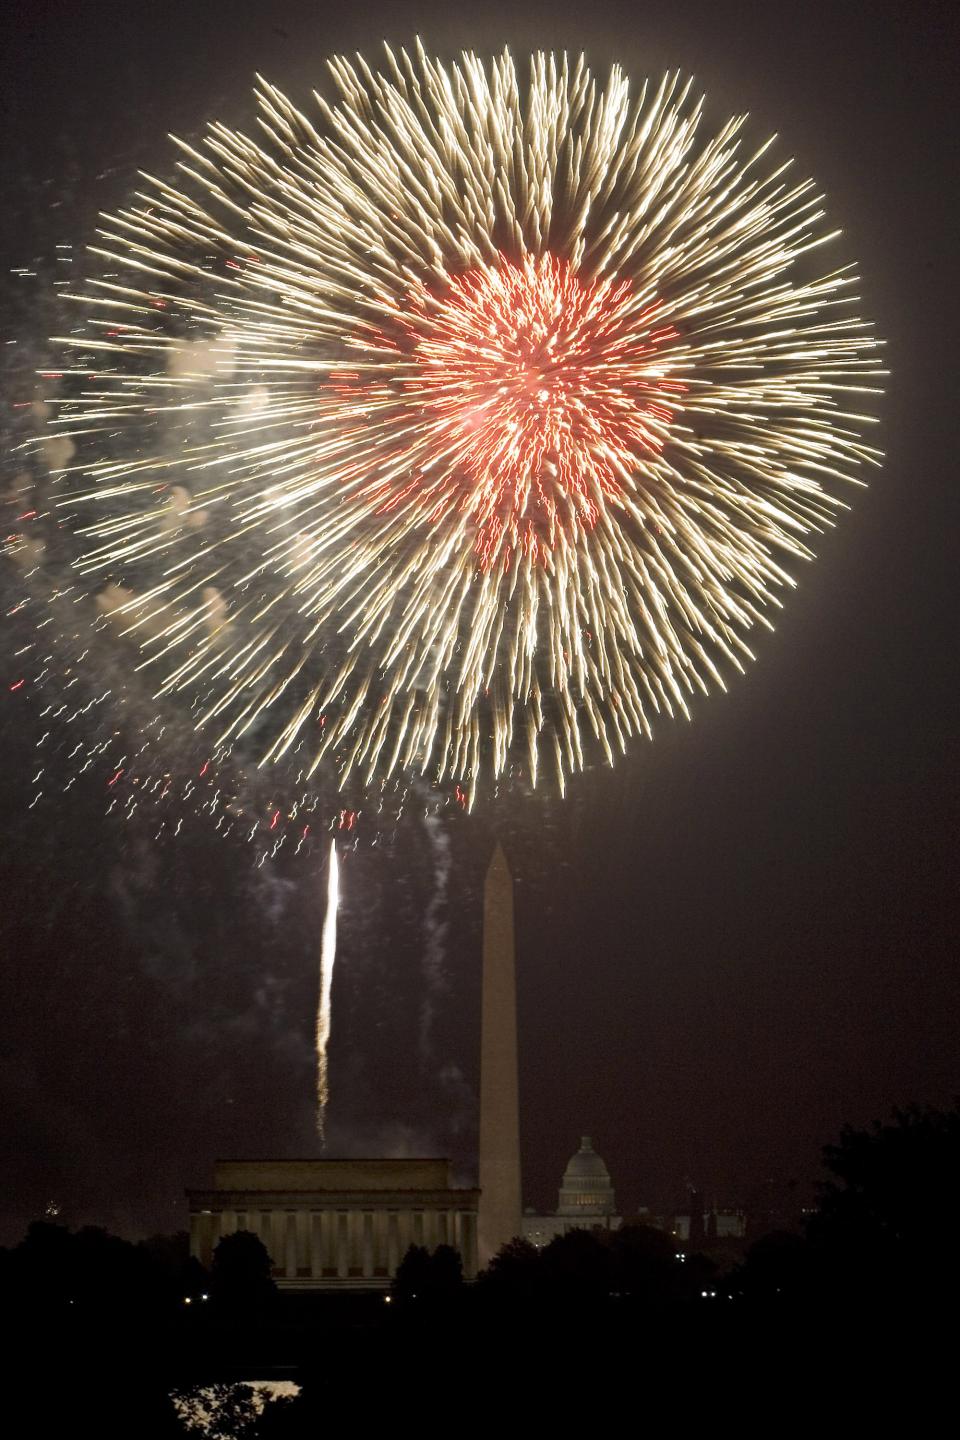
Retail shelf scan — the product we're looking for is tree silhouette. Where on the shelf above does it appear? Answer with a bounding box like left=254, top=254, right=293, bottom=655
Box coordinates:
left=610, top=1223, right=681, bottom=1302
left=734, top=1231, right=811, bottom=1302
left=541, top=1228, right=613, bottom=1302
left=808, top=1103, right=960, bottom=1302
left=430, top=1243, right=464, bottom=1295
left=478, top=1236, right=544, bottom=1300
left=393, top=1243, right=464, bottom=1302
left=140, top=1230, right=209, bottom=1303
left=393, top=1243, right=432, bottom=1300
left=7, top=1220, right=168, bottom=1312
left=210, top=1230, right=276, bottom=1312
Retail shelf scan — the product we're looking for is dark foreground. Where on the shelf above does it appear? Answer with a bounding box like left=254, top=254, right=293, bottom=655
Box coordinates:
left=6, top=1103, right=959, bottom=1431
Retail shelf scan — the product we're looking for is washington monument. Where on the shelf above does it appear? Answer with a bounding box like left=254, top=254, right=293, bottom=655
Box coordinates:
left=477, top=842, right=522, bottom=1265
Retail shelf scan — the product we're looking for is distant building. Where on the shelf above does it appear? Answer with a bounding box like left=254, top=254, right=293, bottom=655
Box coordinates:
left=672, top=1209, right=746, bottom=1242
left=522, top=1137, right=623, bottom=1247
left=671, top=1189, right=746, bottom=1244
left=187, top=1158, right=479, bottom=1289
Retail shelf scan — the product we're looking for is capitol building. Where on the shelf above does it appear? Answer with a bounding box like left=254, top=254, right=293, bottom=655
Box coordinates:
left=521, top=1136, right=623, bottom=1247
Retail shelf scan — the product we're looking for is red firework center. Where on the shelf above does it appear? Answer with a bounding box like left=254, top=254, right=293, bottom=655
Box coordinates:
left=333, top=254, right=683, bottom=569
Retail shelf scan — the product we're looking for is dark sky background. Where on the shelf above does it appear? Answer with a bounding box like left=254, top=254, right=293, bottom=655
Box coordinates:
left=1, top=0, right=957, bottom=1244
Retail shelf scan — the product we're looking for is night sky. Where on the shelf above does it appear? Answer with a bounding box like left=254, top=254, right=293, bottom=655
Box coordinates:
left=1, top=0, right=957, bottom=1244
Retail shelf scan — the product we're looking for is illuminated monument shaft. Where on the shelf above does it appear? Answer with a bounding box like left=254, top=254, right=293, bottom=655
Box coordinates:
left=478, top=843, right=522, bottom=1264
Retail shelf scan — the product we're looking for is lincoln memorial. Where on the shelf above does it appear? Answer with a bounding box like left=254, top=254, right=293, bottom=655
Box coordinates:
left=188, top=1158, right=479, bottom=1288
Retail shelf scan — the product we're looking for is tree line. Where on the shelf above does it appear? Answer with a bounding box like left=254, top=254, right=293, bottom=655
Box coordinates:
left=3, top=1103, right=956, bottom=1433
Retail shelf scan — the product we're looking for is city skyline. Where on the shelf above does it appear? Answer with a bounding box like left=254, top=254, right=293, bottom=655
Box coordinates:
left=1, top=0, right=957, bottom=1249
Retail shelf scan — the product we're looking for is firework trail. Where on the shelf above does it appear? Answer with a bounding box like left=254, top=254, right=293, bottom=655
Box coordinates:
left=27, top=47, right=880, bottom=811
left=316, top=839, right=338, bottom=1142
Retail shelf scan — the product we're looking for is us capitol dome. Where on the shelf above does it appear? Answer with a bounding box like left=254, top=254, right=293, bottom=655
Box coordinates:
left=522, top=1137, right=623, bottom=1248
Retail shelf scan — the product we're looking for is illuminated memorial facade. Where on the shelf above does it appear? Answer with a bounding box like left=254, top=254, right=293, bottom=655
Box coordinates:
left=188, top=1158, right=479, bottom=1288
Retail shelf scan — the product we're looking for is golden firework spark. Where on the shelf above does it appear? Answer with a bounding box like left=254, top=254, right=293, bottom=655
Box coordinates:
left=49, top=47, right=883, bottom=803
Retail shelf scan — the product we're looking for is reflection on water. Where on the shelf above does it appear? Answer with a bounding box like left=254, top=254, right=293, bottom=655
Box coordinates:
left=173, top=1380, right=300, bottom=1432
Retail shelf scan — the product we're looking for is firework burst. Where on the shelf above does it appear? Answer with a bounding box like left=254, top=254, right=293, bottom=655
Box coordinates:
left=44, top=47, right=882, bottom=803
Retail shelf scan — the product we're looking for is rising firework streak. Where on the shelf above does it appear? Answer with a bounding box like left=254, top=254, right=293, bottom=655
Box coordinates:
left=48, top=47, right=883, bottom=803
left=316, top=840, right=338, bottom=1142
